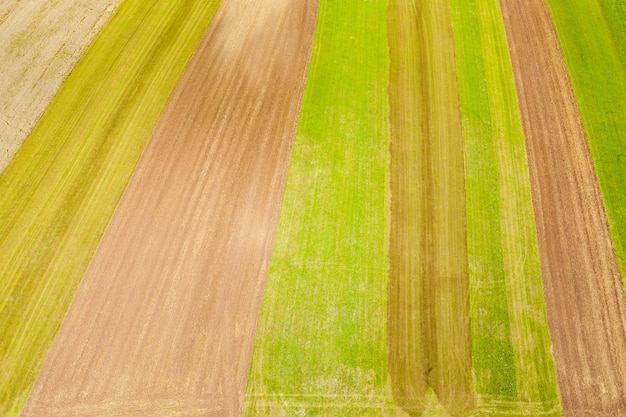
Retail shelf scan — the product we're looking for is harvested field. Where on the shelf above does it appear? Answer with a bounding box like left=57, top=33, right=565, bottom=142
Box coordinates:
left=387, top=0, right=472, bottom=415
left=0, top=0, right=121, bottom=174
left=500, top=0, right=626, bottom=414
left=0, top=1, right=222, bottom=415
left=21, top=0, right=318, bottom=416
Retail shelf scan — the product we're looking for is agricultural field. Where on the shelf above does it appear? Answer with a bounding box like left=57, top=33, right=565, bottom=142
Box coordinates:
left=0, top=0, right=122, bottom=174
left=544, top=0, right=626, bottom=285
left=0, top=1, right=222, bottom=415
left=20, top=0, right=318, bottom=415
left=243, top=0, right=392, bottom=415
left=387, top=0, right=475, bottom=414
left=450, top=0, right=561, bottom=414
left=500, top=0, right=626, bottom=414
left=1, top=0, right=626, bottom=416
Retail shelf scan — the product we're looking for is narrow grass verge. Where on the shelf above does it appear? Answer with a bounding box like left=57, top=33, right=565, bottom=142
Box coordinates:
left=0, top=1, right=222, bottom=415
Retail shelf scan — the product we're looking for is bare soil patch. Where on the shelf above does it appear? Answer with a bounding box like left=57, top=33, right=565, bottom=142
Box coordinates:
left=21, top=0, right=318, bottom=416
left=500, top=0, right=626, bottom=414
left=0, top=0, right=120, bottom=174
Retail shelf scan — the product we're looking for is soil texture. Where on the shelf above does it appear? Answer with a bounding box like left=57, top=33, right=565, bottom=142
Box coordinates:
left=21, top=0, right=319, bottom=415
left=500, top=0, right=626, bottom=414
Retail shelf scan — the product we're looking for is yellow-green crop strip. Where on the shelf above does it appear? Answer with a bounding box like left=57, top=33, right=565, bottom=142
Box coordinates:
left=0, top=1, right=222, bottom=415
left=450, top=0, right=562, bottom=414
left=544, top=0, right=626, bottom=287
left=243, top=0, right=395, bottom=415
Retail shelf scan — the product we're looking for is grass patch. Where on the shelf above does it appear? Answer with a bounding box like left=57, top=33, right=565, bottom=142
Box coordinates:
left=544, top=0, right=626, bottom=286
left=0, top=1, right=222, bottom=415
left=243, top=1, right=394, bottom=415
left=450, top=0, right=562, bottom=414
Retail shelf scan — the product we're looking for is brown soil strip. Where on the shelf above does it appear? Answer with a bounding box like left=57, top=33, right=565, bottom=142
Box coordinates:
left=20, top=1, right=318, bottom=416
left=500, top=0, right=626, bottom=414
left=387, top=1, right=473, bottom=415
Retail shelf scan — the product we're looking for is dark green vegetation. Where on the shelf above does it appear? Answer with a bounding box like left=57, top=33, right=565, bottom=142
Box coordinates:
left=0, top=1, right=222, bottom=415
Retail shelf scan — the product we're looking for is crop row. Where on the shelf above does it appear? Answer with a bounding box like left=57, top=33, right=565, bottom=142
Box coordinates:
left=546, top=0, right=626, bottom=285
left=0, top=1, right=222, bottom=415
left=245, top=0, right=563, bottom=415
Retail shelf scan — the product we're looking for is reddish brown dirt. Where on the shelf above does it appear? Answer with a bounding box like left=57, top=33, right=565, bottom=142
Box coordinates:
left=500, top=0, right=626, bottom=415
left=21, top=1, right=318, bottom=416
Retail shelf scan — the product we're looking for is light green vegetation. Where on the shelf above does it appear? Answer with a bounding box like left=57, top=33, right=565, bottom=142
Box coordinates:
left=544, top=0, right=626, bottom=286
left=387, top=0, right=473, bottom=415
left=246, top=1, right=566, bottom=416
left=0, top=1, right=222, bottom=415
left=243, top=0, right=397, bottom=415
left=450, top=0, right=563, bottom=414
left=597, top=0, right=626, bottom=63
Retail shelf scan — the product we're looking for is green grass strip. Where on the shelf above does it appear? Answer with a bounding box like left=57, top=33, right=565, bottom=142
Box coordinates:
left=0, top=1, right=222, bottom=415
left=449, top=0, right=563, bottom=415
left=544, top=0, right=626, bottom=287
left=243, top=1, right=394, bottom=416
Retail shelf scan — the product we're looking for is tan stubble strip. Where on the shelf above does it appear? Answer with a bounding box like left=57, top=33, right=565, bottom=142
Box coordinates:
left=21, top=0, right=319, bottom=416
left=387, top=0, right=473, bottom=415
left=499, top=0, right=626, bottom=414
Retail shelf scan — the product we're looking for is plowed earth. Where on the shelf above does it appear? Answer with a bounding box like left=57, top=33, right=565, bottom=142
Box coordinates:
left=21, top=0, right=318, bottom=416
left=500, top=0, right=626, bottom=414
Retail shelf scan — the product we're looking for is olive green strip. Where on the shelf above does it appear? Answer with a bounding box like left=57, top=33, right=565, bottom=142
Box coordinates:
left=387, top=0, right=473, bottom=415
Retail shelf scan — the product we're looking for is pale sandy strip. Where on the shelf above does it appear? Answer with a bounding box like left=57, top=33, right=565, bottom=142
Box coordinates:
left=243, top=394, right=391, bottom=411
left=0, top=0, right=122, bottom=174
left=475, top=396, right=562, bottom=416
